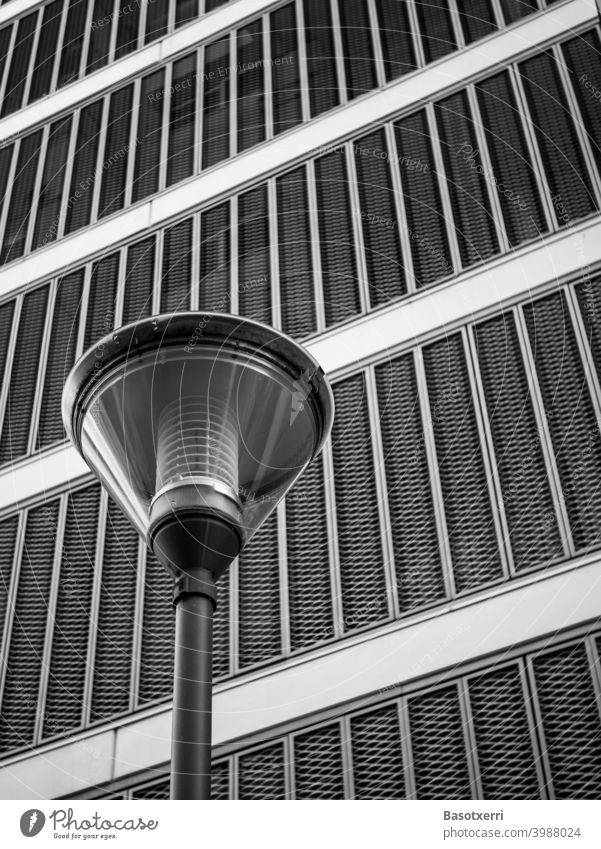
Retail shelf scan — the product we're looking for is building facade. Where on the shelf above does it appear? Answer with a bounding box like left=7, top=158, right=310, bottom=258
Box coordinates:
left=0, top=0, right=600, bottom=800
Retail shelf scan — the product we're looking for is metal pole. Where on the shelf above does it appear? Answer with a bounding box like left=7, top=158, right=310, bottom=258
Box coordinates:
left=171, top=569, right=217, bottom=800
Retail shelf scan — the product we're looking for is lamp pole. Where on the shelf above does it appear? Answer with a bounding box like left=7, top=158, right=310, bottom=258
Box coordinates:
left=171, top=568, right=216, bottom=800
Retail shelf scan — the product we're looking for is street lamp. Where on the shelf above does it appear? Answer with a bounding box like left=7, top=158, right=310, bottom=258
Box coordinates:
left=62, top=312, right=334, bottom=800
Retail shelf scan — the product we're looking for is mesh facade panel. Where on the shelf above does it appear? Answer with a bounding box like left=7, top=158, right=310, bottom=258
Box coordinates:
left=57, top=0, right=87, bottom=88
left=237, top=20, right=265, bottom=152
left=338, top=0, right=377, bottom=99
left=160, top=218, right=192, bottom=311
left=475, top=312, right=564, bottom=570
left=1, top=131, right=42, bottom=264
left=133, top=70, right=165, bottom=202
left=376, top=355, right=446, bottom=610
left=270, top=4, right=301, bottom=135
left=29, top=0, right=63, bottom=102
left=302, top=0, right=338, bottom=117
left=415, top=0, right=456, bottom=63
left=1, top=12, right=37, bottom=116
left=43, top=485, right=100, bottom=739
left=408, top=684, right=472, bottom=799
left=562, top=30, right=601, bottom=179
left=122, top=236, right=155, bottom=324
left=0, top=515, right=18, bottom=652
left=238, top=185, right=271, bottom=324
left=33, top=116, right=72, bottom=250
left=99, top=85, right=133, bottom=218
left=353, top=129, right=405, bottom=307
left=331, top=374, right=388, bottom=631
left=211, top=761, right=230, bottom=799
left=199, top=202, right=231, bottom=311
left=423, top=334, right=503, bottom=591
left=84, top=252, right=119, bottom=348
left=350, top=705, right=405, bottom=799
left=86, top=0, right=113, bottom=73
left=375, top=0, right=416, bottom=82
left=65, top=100, right=103, bottom=234
left=202, top=38, right=230, bottom=169
left=138, top=552, right=174, bottom=705
left=212, top=569, right=230, bottom=678
left=456, top=0, right=496, bottom=43
left=238, top=743, right=287, bottom=799
left=294, top=724, right=345, bottom=799
left=167, top=53, right=196, bottom=186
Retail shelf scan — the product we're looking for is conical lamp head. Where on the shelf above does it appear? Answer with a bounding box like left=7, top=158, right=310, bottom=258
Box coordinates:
left=62, top=313, right=334, bottom=576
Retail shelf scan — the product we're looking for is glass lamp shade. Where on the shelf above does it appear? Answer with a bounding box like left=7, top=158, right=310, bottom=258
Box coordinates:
left=62, top=312, right=334, bottom=575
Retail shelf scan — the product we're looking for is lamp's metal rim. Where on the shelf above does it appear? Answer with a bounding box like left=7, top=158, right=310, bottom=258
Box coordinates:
left=62, top=311, right=334, bottom=462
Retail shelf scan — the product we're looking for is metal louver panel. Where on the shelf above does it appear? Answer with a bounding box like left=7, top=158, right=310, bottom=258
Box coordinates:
left=238, top=185, right=271, bottom=324
left=99, top=85, right=133, bottom=218
left=86, top=0, right=113, bottom=73
left=167, top=53, right=196, bottom=187
left=294, top=723, right=345, bottom=799
left=115, top=0, right=140, bottom=59
left=393, top=110, right=453, bottom=287
left=37, top=270, right=83, bottom=450
left=1, top=131, right=42, bottom=265
left=315, top=151, right=361, bottom=326
left=43, top=485, right=100, bottom=739
left=0, top=26, right=12, bottom=97
left=145, top=0, right=169, bottom=43
left=57, top=0, right=87, bottom=88
left=475, top=313, right=563, bottom=570
left=276, top=166, right=316, bottom=338
left=0, top=514, right=18, bottom=649
left=415, top=0, right=456, bottom=63
left=122, top=236, right=155, bottom=324
left=237, top=20, right=265, bottom=152
left=285, top=456, right=332, bottom=651
left=90, top=498, right=138, bottom=722
left=469, top=664, right=539, bottom=798
left=238, top=743, right=287, bottom=799
left=353, top=129, right=405, bottom=307
left=562, top=30, right=601, bottom=179
left=138, top=551, right=174, bottom=705
left=533, top=643, right=601, bottom=798
left=476, top=72, right=547, bottom=246
left=408, top=684, right=471, bottom=799
left=33, top=116, right=73, bottom=250
left=212, top=568, right=229, bottom=678
left=576, top=276, right=601, bottom=383
left=0, top=285, right=49, bottom=466
left=302, top=0, right=338, bottom=117
left=500, top=0, right=537, bottom=23
left=1, top=12, right=37, bottom=116
left=0, top=502, right=57, bottom=754
left=0, top=144, right=14, bottom=225
left=132, top=778, right=170, bottom=799
left=423, top=335, right=503, bottom=592
left=331, top=374, right=387, bottom=631
left=374, top=0, right=416, bottom=82
left=65, top=99, right=103, bottom=234
left=175, top=0, right=197, bottom=28
left=211, top=761, right=230, bottom=799
left=270, top=4, right=301, bottom=135
left=435, top=91, right=499, bottom=268
left=0, top=298, right=15, bottom=398
left=84, top=252, right=119, bottom=348
left=29, top=0, right=63, bottom=102
left=520, top=53, right=597, bottom=225
left=455, top=0, right=496, bottom=43
left=237, top=512, right=281, bottom=669
left=202, top=37, right=230, bottom=169
left=133, top=70, right=165, bottom=202
left=376, top=355, right=446, bottom=611
left=350, top=705, right=405, bottom=799
left=199, top=202, right=231, bottom=311
left=160, top=218, right=192, bottom=311
left=338, top=0, right=377, bottom=99
left=523, top=292, right=601, bottom=550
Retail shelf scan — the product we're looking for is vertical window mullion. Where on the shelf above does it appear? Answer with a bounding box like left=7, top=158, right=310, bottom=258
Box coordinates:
left=79, top=0, right=97, bottom=79
left=413, top=346, right=455, bottom=599
left=513, top=304, right=574, bottom=557
left=344, top=142, right=369, bottom=314
left=304, top=159, right=326, bottom=332
left=365, top=364, right=398, bottom=619
left=294, top=0, right=310, bottom=123
left=230, top=555, right=240, bottom=674
left=457, top=677, right=482, bottom=799
left=517, top=658, right=550, bottom=798
left=489, top=0, right=504, bottom=26
left=159, top=61, right=172, bottom=193
left=277, top=501, right=291, bottom=657
left=262, top=14, right=273, bottom=141
left=551, top=42, right=601, bottom=209
left=341, top=714, right=354, bottom=799
left=328, top=0, right=348, bottom=107
left=228, top=30, right=237, bottom=159
left=190, top=211, right=200, bottom=310
left=0, top=143, right=17, bottom=255
left=152, top=225, right=162, bottom=313
left=139, top=0, right=149, bottom=45
left=384, top=121, right=415, bottom=293
left=125, top=77, right=142, bottom=208
left=465, top=83, right=509, bottom=254
left=34, top=494, right=67, bottom=746
left=27, top=280, right=56, bottom=456
left=424, top=101, right=462, bottom=273
left=464, top=324, right=514, bottom=578
left=75, top=263, right=92, bottom=359
left=446, top=0, right=466, bottom=50
left=268, top=177, right=280, bottom=329
left=55, top=111, right=79, bottom=241
left=113, top=244, right=127, bottom=325
left=365, top=0, right=386, bottom=89
left=229, top=194, right=238, bottom=315
left=194, top=45, right=204, bottom=176
left=90, top=96, right=110, bottom=225
left=523, top=653, right=555, bottom=798
left=107, top=0, right=122, bottom=63
left=129, top=537, right=145, bottom=711
left=322, top=439, right=344, bottom=641
left=82, top=487, right=107, bottom=728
